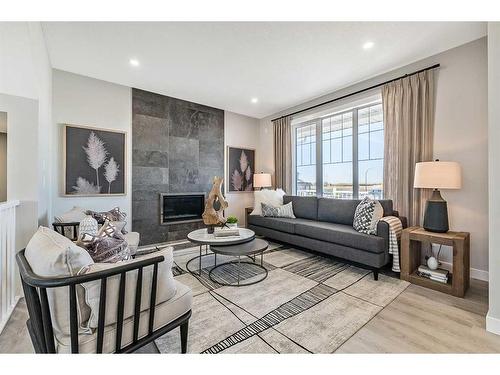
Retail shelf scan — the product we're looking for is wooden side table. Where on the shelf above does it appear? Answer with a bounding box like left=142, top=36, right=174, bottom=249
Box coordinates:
left=401, top=226, right=470, bottom=297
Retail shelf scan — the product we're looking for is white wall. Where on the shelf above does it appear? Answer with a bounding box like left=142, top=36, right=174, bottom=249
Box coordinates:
left=487, top=23, right=500, bottom=335
left=28, top=23, right=53, bottom=226
left=224, top=111, right=261, bottom=226
left=0, top=94, right=39, bottom=257
left=52, top=70, right=132, bottom=229
left=0, top=22, right=53, bottom=227
left=259, top=38, right=489, bottom=278
left=0, top=23, right=39, bottom=100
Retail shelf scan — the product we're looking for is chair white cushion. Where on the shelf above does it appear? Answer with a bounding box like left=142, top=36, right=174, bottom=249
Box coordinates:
left=250, top=189, right=286, bottom=216
left=25, top=226, right=94, bottom=335
left=82, top=246, right=176, bottom=329
left=54, top=281, right=192, bottom=353
left=123, top=232, right=140, bottom=255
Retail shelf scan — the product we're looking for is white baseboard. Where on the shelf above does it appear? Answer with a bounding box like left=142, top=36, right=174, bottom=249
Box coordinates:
left=0, top=296, right=21, bottom=335
left=438, top=260, right=489, bottom=282
left=486, top=312, right=500, bottom=335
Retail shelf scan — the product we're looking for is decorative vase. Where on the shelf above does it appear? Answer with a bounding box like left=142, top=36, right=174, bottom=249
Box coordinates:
left=227, top=223, right=238, bottom=229
left=79, top=215, right=99, bottom=238
left=427, top=256, right=439, bottom=270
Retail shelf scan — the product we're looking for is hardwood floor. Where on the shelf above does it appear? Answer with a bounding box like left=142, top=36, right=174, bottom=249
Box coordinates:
left=1, top=279, right=499, bottom=353
left=336, top=279, right=500, bottom=353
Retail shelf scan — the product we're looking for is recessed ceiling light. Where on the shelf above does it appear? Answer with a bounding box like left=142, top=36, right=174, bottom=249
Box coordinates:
left=129, top=58, right=140, bottom=67
left=251, top=98, right=258, bottom=104
left=363, top=41, right=374, bottom=50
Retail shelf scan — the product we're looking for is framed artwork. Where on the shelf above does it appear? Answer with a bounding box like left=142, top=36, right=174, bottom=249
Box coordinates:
left=227, top=146, right=255, bottom=192
left=63, top=124, right=126, bottom=196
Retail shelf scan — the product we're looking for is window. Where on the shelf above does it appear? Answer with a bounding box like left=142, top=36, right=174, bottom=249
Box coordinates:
left=293, top=102, right=383, bottom=199
left=295, top=124, right=316, bottom=196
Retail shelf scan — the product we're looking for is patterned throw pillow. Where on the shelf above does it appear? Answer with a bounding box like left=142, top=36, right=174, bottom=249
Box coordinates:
left=82, top=236, right=130, bottom=263
left=353, top=197, right=384, bottom=234
left=86, top=207, right=127, bottom=223
left=77, top=220, right=130, bottom=263
left=261, top=202, right=296, bottom=218
left=98, top=220, right=118, bottom=238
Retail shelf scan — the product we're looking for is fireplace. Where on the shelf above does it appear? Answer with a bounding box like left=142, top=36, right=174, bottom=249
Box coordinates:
left=160, top=193, right=205, bottom=225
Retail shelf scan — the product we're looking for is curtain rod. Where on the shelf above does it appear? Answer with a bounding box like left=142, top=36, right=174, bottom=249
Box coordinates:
left=271, top=63, right=440, bottom=123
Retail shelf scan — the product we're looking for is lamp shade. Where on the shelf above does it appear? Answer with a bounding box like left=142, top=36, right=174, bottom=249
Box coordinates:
left=253, top=173, right=272, bottom=188
left=414, top=161, right=462, bottom=189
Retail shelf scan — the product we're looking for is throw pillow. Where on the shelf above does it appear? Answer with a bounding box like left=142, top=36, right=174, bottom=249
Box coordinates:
left=353, top=197, right=384, bottom=235
left=261, top=202, right=296, bottom=218
left=79, top=234, right=130, bottom=263
left=86, top=208, right=128, bottom=234
left=25, top=226, right=94, bottom=336
left=110, top=220, right=128, bottom=235
left=250, top=189, right=286, bottom=216
left=77, top=220, right=130, bottom=263
left=54, top=206, right=87, bottom=223
left=86, top=207, right=127, bottom=222
left=97, top=220, right=118, bottom=238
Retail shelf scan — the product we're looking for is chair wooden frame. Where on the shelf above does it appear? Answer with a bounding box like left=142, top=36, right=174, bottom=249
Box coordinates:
left=16, top=249, right=191, bottom=354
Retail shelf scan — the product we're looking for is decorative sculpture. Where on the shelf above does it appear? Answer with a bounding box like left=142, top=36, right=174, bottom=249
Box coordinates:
left=202, top=176, right=229, bottom=233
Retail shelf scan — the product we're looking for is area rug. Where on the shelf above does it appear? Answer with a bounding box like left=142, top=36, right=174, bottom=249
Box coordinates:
left=153, top=241, right=409, bottom=354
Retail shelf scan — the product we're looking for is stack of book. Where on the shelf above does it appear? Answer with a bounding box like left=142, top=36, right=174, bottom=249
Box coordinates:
left=213, top=228, right=240, bottom=238
left=417, top=265, right=449, bottom=284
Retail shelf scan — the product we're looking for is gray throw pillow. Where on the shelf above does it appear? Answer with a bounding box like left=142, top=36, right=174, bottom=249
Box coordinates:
left=261, top=202, right=296, bottom=218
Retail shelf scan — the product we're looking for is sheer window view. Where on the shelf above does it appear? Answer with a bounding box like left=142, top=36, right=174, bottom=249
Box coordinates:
left=294, top=102, right=383, bottom=199
left=295, top=124, right=316, bottom=196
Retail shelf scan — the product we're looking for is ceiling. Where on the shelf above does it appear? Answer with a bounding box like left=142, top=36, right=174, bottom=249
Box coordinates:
left=42, top=22, right=486, bottom=119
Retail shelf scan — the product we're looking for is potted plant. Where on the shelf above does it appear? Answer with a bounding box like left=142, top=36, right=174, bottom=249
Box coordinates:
left=226, top=216, right=238, bottom=229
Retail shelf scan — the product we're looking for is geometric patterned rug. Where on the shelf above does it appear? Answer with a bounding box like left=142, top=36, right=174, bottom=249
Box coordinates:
left=154, top=241, right=409, bottom=353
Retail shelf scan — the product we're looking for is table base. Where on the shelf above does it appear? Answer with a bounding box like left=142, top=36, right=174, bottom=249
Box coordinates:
left=208, top=257, right=268, bottom=287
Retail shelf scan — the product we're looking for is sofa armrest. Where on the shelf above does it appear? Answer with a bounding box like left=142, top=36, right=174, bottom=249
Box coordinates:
left=377, top=220, right=389, bottom=244
left=392, top=211, right=408, bottom=229
left=376, top=221, right=390, bottom=251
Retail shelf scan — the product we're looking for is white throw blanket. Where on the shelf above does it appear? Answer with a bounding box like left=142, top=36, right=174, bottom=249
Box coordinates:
left=378, top=216, right=403, bottom=272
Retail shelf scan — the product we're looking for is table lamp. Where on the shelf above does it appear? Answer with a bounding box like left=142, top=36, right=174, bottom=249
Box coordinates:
left=414, top=160, right=462, bottom=233
left=253, top=173, right=272, bottom=190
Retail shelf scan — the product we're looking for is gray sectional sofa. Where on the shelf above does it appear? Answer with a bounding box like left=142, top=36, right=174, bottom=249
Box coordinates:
left=247, top=195, right=407, bottom=280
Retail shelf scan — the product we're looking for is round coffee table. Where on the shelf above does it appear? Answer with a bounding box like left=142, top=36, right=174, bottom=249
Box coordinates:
left=209, top=238, right=269, bottom=287
left=186, top=228, right=255, bottom=276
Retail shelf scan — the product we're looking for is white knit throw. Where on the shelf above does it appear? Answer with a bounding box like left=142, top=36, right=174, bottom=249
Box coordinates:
left=378, top=216, right=403, bottom=272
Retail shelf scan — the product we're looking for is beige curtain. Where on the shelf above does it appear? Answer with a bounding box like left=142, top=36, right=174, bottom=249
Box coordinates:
left=273, top=116, right=292, bottom=193
left=382, top=70, right=435, bottom=226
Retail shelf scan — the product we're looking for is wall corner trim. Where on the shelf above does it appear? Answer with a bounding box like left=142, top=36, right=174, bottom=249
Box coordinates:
left=486, top=312, right=500, bottom=336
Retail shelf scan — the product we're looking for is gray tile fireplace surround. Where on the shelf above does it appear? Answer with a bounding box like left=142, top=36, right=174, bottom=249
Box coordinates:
left=132, top=88, right=224, bottom=245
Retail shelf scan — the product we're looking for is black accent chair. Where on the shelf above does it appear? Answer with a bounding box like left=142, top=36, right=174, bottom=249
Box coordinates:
left=16, top=250, right=191, bottom=354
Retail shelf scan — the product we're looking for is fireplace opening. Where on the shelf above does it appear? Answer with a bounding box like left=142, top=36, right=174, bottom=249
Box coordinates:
left=160, top=193, right=205, bottom=225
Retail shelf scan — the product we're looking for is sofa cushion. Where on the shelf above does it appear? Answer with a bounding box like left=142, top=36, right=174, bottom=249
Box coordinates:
left=25, top=226, right=94, bottom=335
left=248, top=215, right=297, bottom=234
left=317, top=198, right=359, bottom=225
left=317, top=198, right=395, bottom=225
left=83, top=246, right=176, bottom=328
left=55, top=281, right=192, bottom=354
left=283, top=195, right=318, bottom=220
left=294, top=221, right=385, bottom=253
